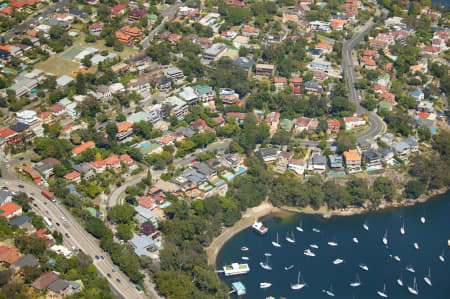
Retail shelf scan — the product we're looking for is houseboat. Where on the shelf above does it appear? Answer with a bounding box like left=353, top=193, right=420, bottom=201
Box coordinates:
left=223, top=263, right=250, bottom=276
left=251, top=221, right=268, bottom=235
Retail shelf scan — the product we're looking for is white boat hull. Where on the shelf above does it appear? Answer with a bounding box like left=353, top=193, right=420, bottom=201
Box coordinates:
left=424, top=277, right=432, bottom=286
left=333, top=259, right=344, bottom=265
left=259, top=283, right=272, bottom=289
left=328, top=242, right=338, bottom=247
left=359, top=265, right=368, bottom=271
left=286, top=237, right=295, bottom=243
left=439, top=256, right=445, bottom=262
left=296, top=227, right=303, bottom=232
left=420, top=217, right=426, bottom=224
left=353, top=238, right=359, bottom=243
left=397, top=279, right=403, bottom=287
left=272, top=242, right=281, bottom=248
left=363, top=224, right=369, bottom=231
left=408, top=287, right=418, bottom=295
left=414, top=243, right=419, bottom=250
left=383, top=238, right=388, bottom=246
left=377, top=291, right=388, bottom=297
left=290, top=283, right=306, bottom=290
left=350, top=282, right=361, bottom=287
left=310, top=244, right=319, bottom=249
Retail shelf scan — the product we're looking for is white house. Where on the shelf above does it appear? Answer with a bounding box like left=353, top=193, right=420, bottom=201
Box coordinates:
left=343, top=116, right=366, bottom=130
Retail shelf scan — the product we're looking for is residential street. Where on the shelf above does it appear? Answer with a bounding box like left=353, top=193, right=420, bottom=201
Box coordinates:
left=342, top=8, right=386, bottom=142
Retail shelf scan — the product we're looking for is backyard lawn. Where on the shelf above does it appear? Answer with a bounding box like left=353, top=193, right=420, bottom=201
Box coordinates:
left=34, top=56, right=80, bottom=76
left=74, top=34, right=139, bottom=59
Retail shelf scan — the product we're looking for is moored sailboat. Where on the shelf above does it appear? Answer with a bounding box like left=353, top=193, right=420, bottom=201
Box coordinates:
left=295, top=221, right=303, bottom=232
left=290, top=271, right=306, bottom=290
left=349, top=274, right=361, bottom=287
left=400, top=222, right=405, bottom=236
left=424, top=267, right=432, bottom=286
left=382, top=230, right=388, bottom=246
left=284, top=265, right=294, bottom=271
left=285, top=231, right=295, bottom=243
left=333, top=258, right=344, bottom=265
left=363, top=220, right=369, bottom=231
left=397, top=273, right=403, bottom=287
left=259, top=253, right=272, bottom=271
left=406, top=265, right=415, bottom=273
left=439, top=249, right=445, bottom=262
left=304, top=249, right=315, bottom=257
left=259, top=282, right=272, bottom=289
left=377, top=284, right=388, bottom=297
left=328, top=236, right=338, bottom=247
left=359, top=263, right=369, bottom=271
left=272, top=233, right=281, bottom=248
left=407, top=277, right=419, bottom=295
left=353, top=237, right=359, bottom=244
left=322, top=284, right=335, bottom=297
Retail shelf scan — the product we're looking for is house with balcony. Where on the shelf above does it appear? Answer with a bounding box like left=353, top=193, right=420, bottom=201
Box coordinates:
left=165, top=96, right=188, bottom=120
left=178, top=86, right=198, bottom=105
left=344, top=149, right=361, bottom=171
left=195, top=85, right=215, bottom=102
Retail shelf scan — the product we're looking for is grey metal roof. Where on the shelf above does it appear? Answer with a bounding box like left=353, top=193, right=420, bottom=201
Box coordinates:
left=47, top=279, right=70, bottom=292
left=259, top=147, right=277, bottom=157
left=72, top=163, right=93, bottom=174
left=193, top=163, right=216, bottom=176
left=10, top=122, right=29, bottom=132
left=175, top=127, right=195, bottom=138
left=8, top=215, right=30, bottom=226
left=13, top=254, right=39, bottom=268
left=312, top=155, right=327, bottom=165
left=392, top=141, right=409, bottom=153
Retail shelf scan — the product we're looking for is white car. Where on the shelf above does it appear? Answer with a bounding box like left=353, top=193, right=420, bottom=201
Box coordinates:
left=61, top=216, right=68, bottom=222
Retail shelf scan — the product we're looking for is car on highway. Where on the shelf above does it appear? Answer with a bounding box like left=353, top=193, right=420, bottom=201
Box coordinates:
left=61, top=216, right=67, bottom=222
left=116, top=279, right=121, bottom=283
left=45, top=210, right=49, bottom=214
left=55, top=222, right=60, bottom=226
left=18, top=185, right=24, bottom=188
left=33, top=203, right=38, bottom=207
left=95, top=255, right=99, bottom=260
left=65, top=233, right=70, bottom=238
left=112, top=269, right=116, bottom=272
left=107, top=273, right=111, bottom=278
left=18, top=157, right=24, bottom=161
left=100, top=256, right=104, bottom=260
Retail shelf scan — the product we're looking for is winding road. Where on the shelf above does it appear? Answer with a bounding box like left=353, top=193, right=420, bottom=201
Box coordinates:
left=342, top=10, right=386, bottom=142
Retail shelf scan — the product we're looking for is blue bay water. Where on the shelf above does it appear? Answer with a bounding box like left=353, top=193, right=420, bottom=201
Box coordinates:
left=217, top=192, right=450, bottom=298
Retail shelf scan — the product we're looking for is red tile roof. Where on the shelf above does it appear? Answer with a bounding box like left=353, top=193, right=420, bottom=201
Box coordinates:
left=32, top=272, right=59, bottom=290
left=49, top=104, right=65, bottom=113
left=0, top=202, right=22, bottom=218
left=0, top=247, right=20, bottom=264
left=138, top=196, right=154, bottom=209
left=64, top=171, right=80, bottom=180
left=0, top=127, right=17, bottom=139
left=72, top=141, right=95, bottom=155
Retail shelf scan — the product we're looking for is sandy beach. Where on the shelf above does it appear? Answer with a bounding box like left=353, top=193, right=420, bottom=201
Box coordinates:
left=206, top=201, right=280, bottom=265
left=206, top=188, right=448, bottom=265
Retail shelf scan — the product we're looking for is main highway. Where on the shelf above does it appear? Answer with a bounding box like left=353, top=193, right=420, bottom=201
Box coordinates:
left=342, top=9, right=386, bottom=142
left=0, top=178, right=147, bottom=299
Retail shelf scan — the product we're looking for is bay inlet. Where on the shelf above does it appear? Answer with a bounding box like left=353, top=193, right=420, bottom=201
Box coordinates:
left=217, top=192, right=450, bottom=298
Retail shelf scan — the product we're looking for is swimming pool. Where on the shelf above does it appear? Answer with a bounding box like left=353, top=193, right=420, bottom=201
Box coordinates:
left=235, top=167, right=246, bottom=175
left=141, top=142, right=149, bottom=147
left=224, top=173, right=234, bottom=180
